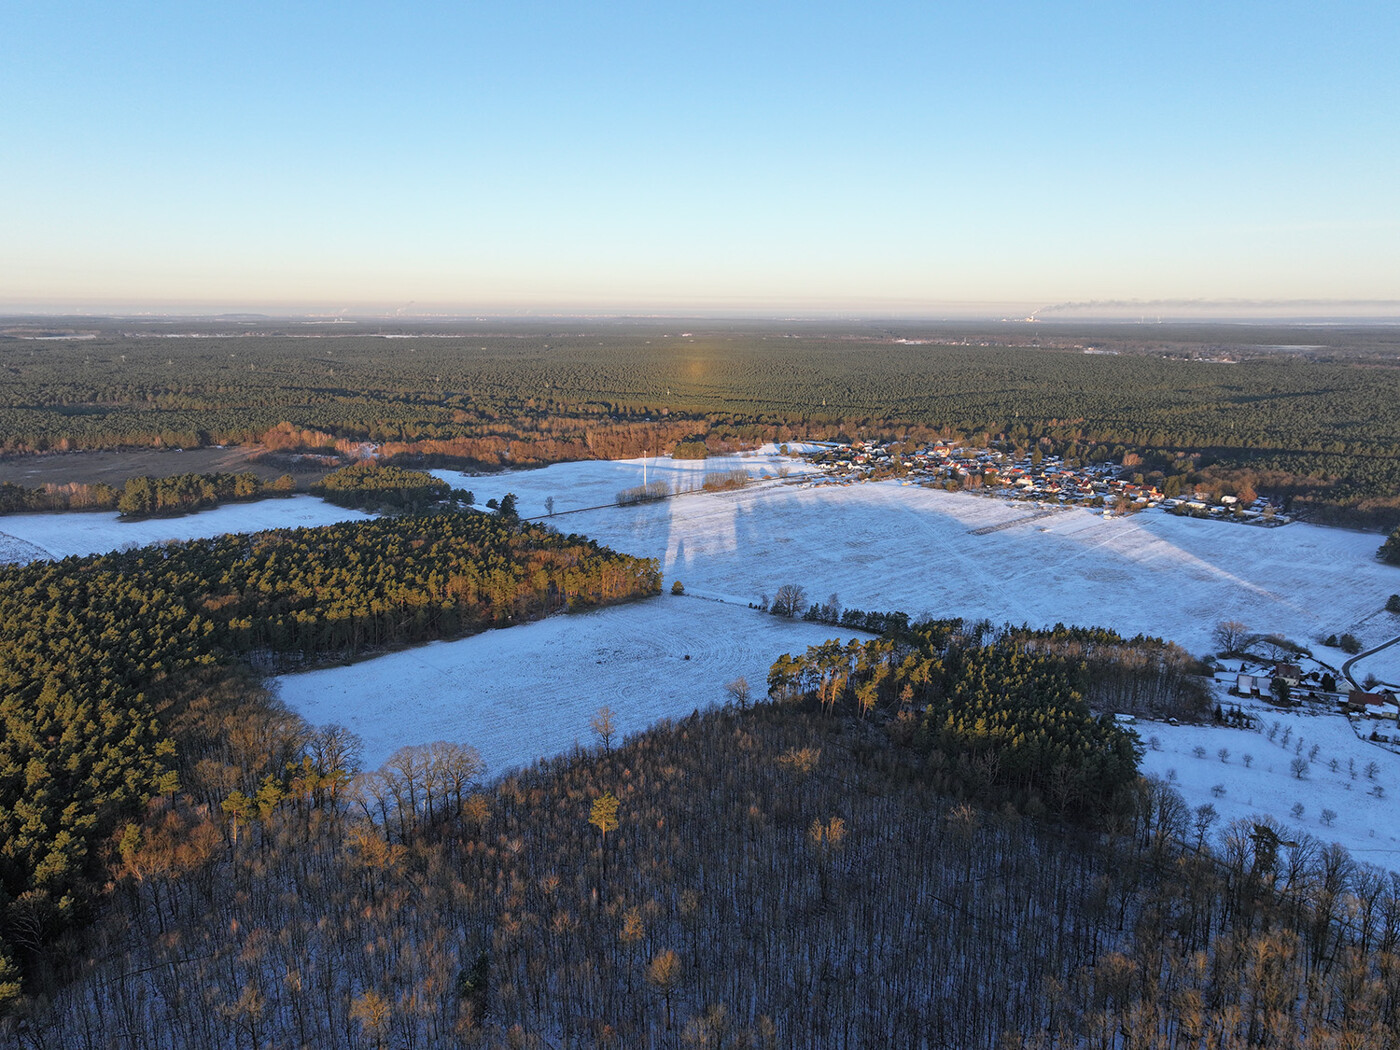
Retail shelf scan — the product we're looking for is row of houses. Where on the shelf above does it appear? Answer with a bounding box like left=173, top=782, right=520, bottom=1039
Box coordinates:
left=803, top=441, right=1288, bottom=523
left=1233, top=663, right=1399, bottom=720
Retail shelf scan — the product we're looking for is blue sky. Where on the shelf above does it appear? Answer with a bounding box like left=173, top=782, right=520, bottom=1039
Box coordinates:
left=2, top=1, right=1397, bottom=315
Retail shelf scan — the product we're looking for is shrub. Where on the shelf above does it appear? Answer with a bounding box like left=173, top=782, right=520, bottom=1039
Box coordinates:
left=702, top=469, right=750, bottom=492
left=616, top=480, right=670, bottom=505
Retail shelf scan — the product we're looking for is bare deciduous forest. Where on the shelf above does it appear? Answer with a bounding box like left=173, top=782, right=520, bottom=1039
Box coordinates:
left=11, top=700, right=1400, bottom=1049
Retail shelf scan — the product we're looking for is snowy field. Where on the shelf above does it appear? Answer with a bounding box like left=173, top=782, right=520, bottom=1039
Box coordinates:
left=1138, top=691, right=1400, bottom=872
left=1351, top=641, right=1400, bottom=692
left=274, top=597, right=848, bottom=773
left=433, top=444, right=820, bottom=518
left=0, top=496, right=375, bottom=562
left=443, top=453, right=1400, bottom=657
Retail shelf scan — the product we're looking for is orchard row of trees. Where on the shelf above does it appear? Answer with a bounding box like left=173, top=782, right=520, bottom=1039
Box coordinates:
left=0, top=511, right=660, bottom=1002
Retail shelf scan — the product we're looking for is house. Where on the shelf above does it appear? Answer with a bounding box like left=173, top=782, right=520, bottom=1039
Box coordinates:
left=1237, top=674, right=1257, bottom=696
left=1348, top=688, right=1389, bottom=712
left=1274, top=663, right=1302, bottom=686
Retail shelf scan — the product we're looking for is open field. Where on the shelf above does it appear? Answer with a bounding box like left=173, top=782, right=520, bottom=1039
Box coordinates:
left=0, top=444, right=333, bottom=488
left=0, top=495, right=374, bottom=562
left=274, top=597, right=848, bottom=772
left=446, top=451, right=1400, bottom=657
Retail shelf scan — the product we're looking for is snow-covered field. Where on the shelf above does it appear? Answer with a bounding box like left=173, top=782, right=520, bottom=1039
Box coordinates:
left=0, top=496, right=375, bottom=562
left=1351, top=641, right=1400, bottom=692
left=1138, top=690, right=1400, bottom=871
left=433, top=444, right=820, bottom=518
left=274, top=597, right=847, bottom=773
left=443, top=453, right=1400, bottom=657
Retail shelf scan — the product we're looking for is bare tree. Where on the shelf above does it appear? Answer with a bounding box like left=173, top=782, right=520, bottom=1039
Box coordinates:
left=1192, top=803, right=1218, bottom=849
left=724, top=676, right=751, bottom=709
left=591, top=705, right=617, bottom=751
left=771, top=583, right=808, bottom=618
left=1212, top=619, right=1250, bottom=655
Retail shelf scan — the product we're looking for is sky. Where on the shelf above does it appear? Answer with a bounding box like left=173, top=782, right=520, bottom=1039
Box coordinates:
left=2, top=1, right=1398, bottom=316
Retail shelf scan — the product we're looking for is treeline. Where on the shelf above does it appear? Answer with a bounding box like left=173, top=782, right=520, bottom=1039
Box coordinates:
left=116, top=470, right=294, bottom=517
left=1381, top=524, right=1400, bottom=566
left=0, top=480, right=118, bottom=514
left=0, top=472, right=298, bottom=518
left=769, top=594, right=1207, bottom=725
left=0, top=512, right=660, bottom=1003
left=754, top=585, right=914, bottom=635
left=13, top=698, right=1400, bottom=1047
left=3, top=326, right=1400, bottom=524
left=310, top=461, right=465, bottom=510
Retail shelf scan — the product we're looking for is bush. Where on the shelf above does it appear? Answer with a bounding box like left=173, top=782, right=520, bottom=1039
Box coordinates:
left=1387, top=594, right=1400, bottom=613
left=671, top=580, right=685, bottom=595
left=1339, top=633, right=1362, bottom=654
left=616, top=480, right=670, bottom=505
left=702, top=470, right=749, bottom=492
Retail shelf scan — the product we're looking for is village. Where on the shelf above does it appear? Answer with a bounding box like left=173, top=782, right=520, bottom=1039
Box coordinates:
left=1214, top=657, right=1399, bottom=736
left=799, top=439, right=1290, bottom=524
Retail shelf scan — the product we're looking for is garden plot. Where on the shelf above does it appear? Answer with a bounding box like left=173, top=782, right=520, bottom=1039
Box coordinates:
left=0, top=496, right=375, bottom=562
left=455, top=458, right=1399, bottom=657
left=274, top=597, right=848, bottom=774
left=1138, top=695, right=1400, bottom=872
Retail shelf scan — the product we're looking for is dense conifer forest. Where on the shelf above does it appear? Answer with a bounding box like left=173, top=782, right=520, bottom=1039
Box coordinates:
left=3, top=318, right=1400, bottom=526
left=309, top=462, right=462, bottom=511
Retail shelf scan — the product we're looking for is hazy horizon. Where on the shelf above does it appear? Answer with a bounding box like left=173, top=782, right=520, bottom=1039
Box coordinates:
left=4, top=3, right=1396, bottom=311
left=5, top=298, right=1400, bottom=325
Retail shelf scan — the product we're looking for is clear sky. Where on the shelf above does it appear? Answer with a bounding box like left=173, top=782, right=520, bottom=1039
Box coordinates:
left=2, top=1, right=1397, bottom=315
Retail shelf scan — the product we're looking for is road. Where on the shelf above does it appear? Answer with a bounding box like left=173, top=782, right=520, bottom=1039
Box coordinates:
left=1342, top=633, right=1400, bottom=691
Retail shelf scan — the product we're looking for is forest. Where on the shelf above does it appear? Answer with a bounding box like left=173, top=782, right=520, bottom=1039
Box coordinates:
left=9, top=678, right=1400, bottom=1047
left=2, top=318, right=1400, bottom=527
left=0, top=509, right=660, bottom=1012
left=309, top=461, right=465, bottom=511
left=765, top=618, right=1197, bottom=821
